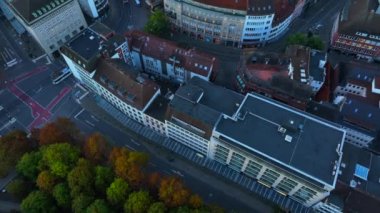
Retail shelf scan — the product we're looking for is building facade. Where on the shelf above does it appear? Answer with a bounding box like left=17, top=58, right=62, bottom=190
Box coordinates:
left=121, top=31, right=216, bottom=83
left=9, top=0, right=87, bottom=58
left=78, top=0, right=109, bottom=19
left=164, top=0, right=303, bottom=47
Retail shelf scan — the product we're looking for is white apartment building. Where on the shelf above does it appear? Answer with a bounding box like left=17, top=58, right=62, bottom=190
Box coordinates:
left=164, top=0, right=303, bottom=47
left=122, top=31, right=216, bottom=83
left=8, top=0, right=87, bottom=58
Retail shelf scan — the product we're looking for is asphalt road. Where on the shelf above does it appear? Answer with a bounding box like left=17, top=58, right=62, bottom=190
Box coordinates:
left=102, top=0, right=150, bottom=33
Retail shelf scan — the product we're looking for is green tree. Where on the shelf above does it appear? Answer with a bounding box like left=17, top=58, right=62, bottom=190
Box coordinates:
left=124, top=190, right=152, bottom=213
left=94, top=166, right=114, bottom=194
left=36, top=170, right=56, bottom=193
left=6, top=178, right=33, bottom=200
left=148, top=202, right=167, bottom=213
left=128, top=152, right=149, bottom=166
left=20, top=190, right=56, bottom=213
left=286, top=33, right=324, bottom=50
left=86, top=199, right=111, bottom=213
left=67, top=158, right=94, bottom=197
left=40, top=143, right=80, bottom=178
left=16, top=151, right=42, bottom=180
left=144, top=10, right=170, bottom=37
left=106, top=178, right=129, bottom=206
left=72, top=194, right=94, bottom=213
left=53, top=183, right=71, bottom=208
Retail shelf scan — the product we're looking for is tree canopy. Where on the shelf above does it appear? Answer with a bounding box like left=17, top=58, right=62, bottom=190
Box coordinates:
left=144, top=10, right=170, bottom=37
left=286, top=33, right=324, bottom=50
left=21, top=190, right=57, bottom=213
left=106, top=178, right=130, bottom=207
left=124, top=190, right=152, bottom=213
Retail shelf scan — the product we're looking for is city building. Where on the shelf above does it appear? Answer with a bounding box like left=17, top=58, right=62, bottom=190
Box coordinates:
left=330, top=0, right=380, bottom=62
left=336, top=142, right=380, bottom=212
left=121, top=31, right=217, bottom=83
left=78, top=0, right=109, bottom=19
left=164, top=77, right=244, bottom=156
left=0, top=0, right=26, bottom=35
left=8, top=0, right=87, bottom=58
left=210, top=93, right=345, bottom=207
left=60, top=22, right=125, bottom=90
left=164, top=0, right=304, bottom=47
left=333, top=62, right=380, bottom=148
left=235, top=45, right=327, bottom=110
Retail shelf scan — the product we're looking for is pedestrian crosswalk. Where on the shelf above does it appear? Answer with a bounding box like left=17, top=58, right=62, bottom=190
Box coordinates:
left=95, top=96, right=311, bottom=213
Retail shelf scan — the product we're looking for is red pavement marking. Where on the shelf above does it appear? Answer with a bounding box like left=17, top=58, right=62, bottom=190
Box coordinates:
left=11, top=65, right=48, bottom=84
left=5, top=66, right=72, bottom=131
left=46, top=86, right=72, bottom=111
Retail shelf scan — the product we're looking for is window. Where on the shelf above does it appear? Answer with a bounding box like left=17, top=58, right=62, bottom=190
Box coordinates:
left=214, top=144, right=229, bottom=164
left=229, top=152, right=245, bottom=171
left=275, top=177, right=298, bottom=194
left=292, top=186, right=317, bottom=203
left=259, top=169, right=280, bottom=186
left=244, top=160, right=262, bottom=178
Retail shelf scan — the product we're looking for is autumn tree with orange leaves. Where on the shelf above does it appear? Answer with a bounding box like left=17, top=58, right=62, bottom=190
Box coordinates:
left=83, top=133, right=109, bottom=163
left=158, top=176, right=190, bottom=208
left=39, top=118, right=80, bottom=146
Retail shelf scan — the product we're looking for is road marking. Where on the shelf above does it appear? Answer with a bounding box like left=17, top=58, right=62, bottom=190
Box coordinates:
left=74, top=109, right=85, bottom=119
left=0, top=117, right=16, bottom=131
left=124, top=144, right=136, bottom=151
left=130, top=139, right=140, bottom=146
left=84, top=120, right=95, bottom=127
left=90, top=115, right=99, bottom=122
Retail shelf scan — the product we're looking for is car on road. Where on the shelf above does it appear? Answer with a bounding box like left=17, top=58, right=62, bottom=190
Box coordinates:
left=51, top=67, right=72, bottom=85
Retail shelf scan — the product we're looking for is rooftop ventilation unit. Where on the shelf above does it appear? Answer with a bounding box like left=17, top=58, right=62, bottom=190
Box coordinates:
left=285, top=135, right=292, bottom=143
left=278, top=126, right=287, bottom=134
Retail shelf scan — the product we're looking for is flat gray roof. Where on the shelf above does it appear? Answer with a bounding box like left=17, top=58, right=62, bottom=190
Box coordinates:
left=169, top=77, right=245, bottom=127
left=65, top=28, right=104, bottom=61
left=216, top=93, right=345, bottom=186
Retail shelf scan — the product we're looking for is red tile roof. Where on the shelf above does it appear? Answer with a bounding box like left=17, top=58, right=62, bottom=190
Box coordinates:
left=125, top=31, right=215, bottom=78
left=95, top=58, right=159, bottom=110
left=245, top=64, right=288, bottom=82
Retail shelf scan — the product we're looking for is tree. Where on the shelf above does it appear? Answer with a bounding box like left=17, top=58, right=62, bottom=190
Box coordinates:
left=40, top=143, right=80, bottom=178
left=159, top=176, right=190, bottom=208
left=53, top=183, right=71, bottom=208
left=113, top=152, right=145, bottom=186
left=94, top=166, right=114, bottom=194
left=126, top=165, right=145, bottom=187
left=21, top=190, right=56, bottom=213
left=67, top=158, right=94, bottom=197
left=147, top=172, right=161, bottom=193
left=83, top=133, right=109, bottom=163
left=6, top=178, right=33, bottom=200
left=144, top=10, right=170, bottom=37
left=0, top=130, right=32, bottom=176
left=113, top=153, right=129, bottom=180
left=72, top=194, right=94, bottom=213
left=39, top=117, right=80, bottom=145
left=106, top=178, right=129, bottom=206
left=148, top=202, right=167, bottom=213
left=286, top=33, right=324, bottom=50
left=36, top=170, right=56, bottom=193
left=108, top=147, right=130, bottom=165
left=124, top=190, right=152, bottom=213
left=207, top=204, right=225, bottom=213
left=16, top=151, right=42, bottom=180
left=188, top=194, right=203, bottom=209
left=86, top=199, right=111, bottom=213
left=128, top=152, right=149, bottom=167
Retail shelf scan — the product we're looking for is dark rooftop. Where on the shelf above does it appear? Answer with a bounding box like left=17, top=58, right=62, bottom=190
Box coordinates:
left=65, top=28, right=105, bottom=61
left=145, top=95, right=170, bottom=122
left=309, top=51, right=327, bottom=83
left=9, top=0, right=72, bottom=24
left=341, top=95, right=380, bottom=132
left=168, top=77, right=245, bottom=127
left=339, top=143, right=380, bottom=199
left=339, top=0, right=380, bottom=36
left=216, top=93, right=345, bottom=186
